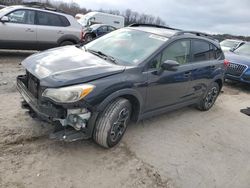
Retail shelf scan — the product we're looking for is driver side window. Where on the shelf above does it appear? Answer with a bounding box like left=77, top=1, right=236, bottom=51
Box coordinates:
left=6, top=10, right=35, bottom=24
left=162, top=40, right=191, bottom=65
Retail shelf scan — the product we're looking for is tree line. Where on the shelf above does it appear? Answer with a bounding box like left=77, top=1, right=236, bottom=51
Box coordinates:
left=213, top=34, right=250, bottom=42
left=1, top=0, right=166, bottom=26
left=2, top=0, right=250, bottom=40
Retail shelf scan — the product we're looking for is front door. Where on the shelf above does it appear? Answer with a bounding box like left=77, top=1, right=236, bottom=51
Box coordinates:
left=0, top=9, right=36, bottom=49
left=145, top=39, right=194, bottom=112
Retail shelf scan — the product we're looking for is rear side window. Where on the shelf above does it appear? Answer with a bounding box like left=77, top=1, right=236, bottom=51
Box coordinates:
left=36, top=11, right=70, bottom=27
left=214, top=46, right=223, bottom=59
left=192, top=40, right=216, bottom=62
left=98, top=26, right=108, bottom=32
left=108, top=26, right=116, bottom=32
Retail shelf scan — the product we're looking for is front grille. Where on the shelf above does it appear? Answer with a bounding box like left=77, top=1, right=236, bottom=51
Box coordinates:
left=27, top=71, right=39, bottom=98
left=226, top=63, right=247, bottom=77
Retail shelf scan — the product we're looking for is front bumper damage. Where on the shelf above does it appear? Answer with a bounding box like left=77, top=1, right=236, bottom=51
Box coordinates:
left=17, top=76, right=98, bottom=141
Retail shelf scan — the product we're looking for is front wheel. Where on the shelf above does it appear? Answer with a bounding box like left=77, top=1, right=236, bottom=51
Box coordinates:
left=93, top=98, right=131, bottom=148
left=196, top=82, right=220, bottom=111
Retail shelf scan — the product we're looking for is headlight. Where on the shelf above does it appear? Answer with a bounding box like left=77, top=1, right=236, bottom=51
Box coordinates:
left=42, top=84, right=95, bottom=103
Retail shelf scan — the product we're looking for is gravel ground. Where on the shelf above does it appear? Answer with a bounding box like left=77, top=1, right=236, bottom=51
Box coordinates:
left=0, top=50, right=250, bottom=188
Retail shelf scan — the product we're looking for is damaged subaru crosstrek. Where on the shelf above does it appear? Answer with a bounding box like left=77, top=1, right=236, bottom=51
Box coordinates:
left=17, top=24, right=226, bottom=148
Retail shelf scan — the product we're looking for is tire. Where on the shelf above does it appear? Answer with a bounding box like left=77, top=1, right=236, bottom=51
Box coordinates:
left=60, top=41, right=74, bottom=46
left=93, top=98, right=131, bottom=148
left=84, top=34, right=94, bottom=42
left=196, top=82, right=220, bottom=111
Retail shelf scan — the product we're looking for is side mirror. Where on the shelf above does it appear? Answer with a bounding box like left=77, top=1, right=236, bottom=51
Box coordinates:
left=0, top=16, right=9, bottom=23
left=161, top=60, right=180, bottom=71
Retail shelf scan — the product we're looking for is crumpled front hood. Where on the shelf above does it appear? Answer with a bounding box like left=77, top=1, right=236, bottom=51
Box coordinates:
left=225, top=51, right=250, bottom=66
left=22, top=46, right=125, bottom=87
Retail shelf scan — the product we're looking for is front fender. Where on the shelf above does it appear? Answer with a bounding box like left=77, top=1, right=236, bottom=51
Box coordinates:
left=96, top=88, right=144, bottom=114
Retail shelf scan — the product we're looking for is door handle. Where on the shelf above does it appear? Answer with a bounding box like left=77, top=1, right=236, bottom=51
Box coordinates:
left=209, top=65, right=216, bottom=69
left=25, top=28, right=34, bottom=32
left=184, top=71, right=191, bottom=78
left=57, top=31, right=64, bottom=34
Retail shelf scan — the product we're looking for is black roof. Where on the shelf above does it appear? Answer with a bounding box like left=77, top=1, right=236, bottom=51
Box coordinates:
left=129, top=24, right=179, bottom=38
left=129, top=23, right=218, bottom=43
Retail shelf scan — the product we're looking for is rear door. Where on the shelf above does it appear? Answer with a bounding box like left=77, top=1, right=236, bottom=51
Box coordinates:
left=188, top=39, right=223, bottom=98
left=145, top=39, right=194, bottom=112
left=0, top=9, right=36, bottom=49
left=35, top=11, right=70, bottom=49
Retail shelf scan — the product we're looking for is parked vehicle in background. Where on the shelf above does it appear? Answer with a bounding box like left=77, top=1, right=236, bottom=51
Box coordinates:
left=0, top=5, right=83, bottom=50
left=220, top=39, right=245, bottom=52
left=83, top=24, right=116, bottom=42
left=224, top=42, right=250, bottom=84
left=77, top=11, right=124, bottom=28
left=75, top=13, right=84, bottom=20
left=17, top=24, right=225, bottom=148
left=0, top=5, right=6, bottom=9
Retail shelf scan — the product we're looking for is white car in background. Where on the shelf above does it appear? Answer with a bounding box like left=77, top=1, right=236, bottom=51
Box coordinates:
left=77, top=11, right=125, bottom=29
left=220, top=39, right=245, bottom=52
left=0, top=5, right=83, bottom=50
left=0, top=5, right=6, bottom=9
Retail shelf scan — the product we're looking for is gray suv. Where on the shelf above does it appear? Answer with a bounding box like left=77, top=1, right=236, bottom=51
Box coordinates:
left=0, top=5, right=83, bottom=50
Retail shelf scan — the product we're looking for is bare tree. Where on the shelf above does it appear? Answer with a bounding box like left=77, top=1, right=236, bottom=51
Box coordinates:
left=6, top=0, right=167, bottom=26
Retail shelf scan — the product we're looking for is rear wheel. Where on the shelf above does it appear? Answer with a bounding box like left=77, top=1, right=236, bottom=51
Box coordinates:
left=60, top=41, right=74, bottom=46
left=196, top=82, right=220, bottom=111
left=93, top=98, right=131, bottom=148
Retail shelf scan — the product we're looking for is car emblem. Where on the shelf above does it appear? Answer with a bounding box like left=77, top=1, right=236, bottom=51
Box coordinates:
left=229, top=63, right=239, bottom=69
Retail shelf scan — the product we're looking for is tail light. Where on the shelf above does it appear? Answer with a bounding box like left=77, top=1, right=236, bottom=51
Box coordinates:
left=80, top=29, right=84, bottom=42
left=224, top=59, right=230, bottom=68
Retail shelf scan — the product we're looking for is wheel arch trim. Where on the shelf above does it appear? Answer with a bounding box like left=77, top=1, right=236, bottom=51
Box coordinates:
left=96, top=88, right=144, bottom=121
left=57, top=34, right=80, bottom=45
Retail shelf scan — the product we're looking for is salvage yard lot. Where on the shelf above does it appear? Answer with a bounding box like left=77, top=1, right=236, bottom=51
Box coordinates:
left=0, top=50, right=250, bottom=188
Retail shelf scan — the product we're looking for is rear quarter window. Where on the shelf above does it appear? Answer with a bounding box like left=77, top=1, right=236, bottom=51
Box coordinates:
left=59, top=15, right=70, bottom=27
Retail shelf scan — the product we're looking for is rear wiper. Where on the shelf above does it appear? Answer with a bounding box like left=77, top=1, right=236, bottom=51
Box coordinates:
left=88, top=49, right=118, bottom=64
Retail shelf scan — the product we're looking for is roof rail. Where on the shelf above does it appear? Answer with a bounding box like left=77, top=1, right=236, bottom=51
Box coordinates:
left=129, top=23, right=180, bottom=31
left=23, top=2, right=65, bottom=13
left=175, top=31, right=218, bottom=42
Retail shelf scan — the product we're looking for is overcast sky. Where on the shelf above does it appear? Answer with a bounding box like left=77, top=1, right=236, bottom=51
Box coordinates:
left=61, top=0, right=250, bottom=36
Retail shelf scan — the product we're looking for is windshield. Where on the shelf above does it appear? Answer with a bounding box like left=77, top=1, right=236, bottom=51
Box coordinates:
left=85, top=28, right=168, bottom=65
left=220, top=40, right=240, bottom=48
left=234, top=43, right=250, bottom=56
left=78, top=16, right=90, bottom=26
left=90, top=24, right=101, bottom=29
left=0, top=6, right=12, bottom=14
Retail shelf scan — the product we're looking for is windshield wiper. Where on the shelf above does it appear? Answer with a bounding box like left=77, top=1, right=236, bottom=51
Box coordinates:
left=88, top=49, right=118, bottom=64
